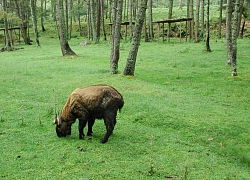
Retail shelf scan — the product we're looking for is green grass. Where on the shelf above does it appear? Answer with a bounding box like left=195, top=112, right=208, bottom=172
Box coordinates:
left=0, top=36, right=250, bottom=179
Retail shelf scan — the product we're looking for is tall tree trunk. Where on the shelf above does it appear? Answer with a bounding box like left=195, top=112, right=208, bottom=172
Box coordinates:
left=101, top=0, right=107, bottom=40
left=200, top=0, right=205, bottom=38
left=167, top=0, right=173, bottom=42
left=237, top=0, right=244, bottom=37
left=2, top=0, right=13, bottom=51
left=190, top=0, right=194, bottom=39
left=206, top=0, right=211, bottom=52
left=77, top=0, right=83, bottom=36
left=56, top=0, right=76, bottom=56
left=90, top=0, right=98, bottom=43
left=30, top=0, right=41, bottom=47
left=129, top=0, right=133, bottom=40
left=123, top=0, right=147, bottom=76
left=41, top=0, right=46, bottom=31
left=218, top=0, right=222, bottom=38
left=194, top=0, right=200, bottom=42
left=147, top=0, right=154, bottom=40
left=231, top=0, right=240, bottom=76
left=110, top=0, right=123, bottom=74
left=226, top=0, right=233, bottom=65
left=96, top=0, right=101, bottom=43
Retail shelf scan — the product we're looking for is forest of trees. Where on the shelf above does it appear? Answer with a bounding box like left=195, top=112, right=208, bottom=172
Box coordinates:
left=0, top=0, right=249, bottom=76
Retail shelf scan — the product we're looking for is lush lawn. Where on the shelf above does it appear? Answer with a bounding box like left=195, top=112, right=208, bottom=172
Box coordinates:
left=0, top=36, right=250, bottom=179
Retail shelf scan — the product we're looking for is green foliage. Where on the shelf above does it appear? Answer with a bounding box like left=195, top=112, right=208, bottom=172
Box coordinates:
left=0, top=36, right=250, bottom=179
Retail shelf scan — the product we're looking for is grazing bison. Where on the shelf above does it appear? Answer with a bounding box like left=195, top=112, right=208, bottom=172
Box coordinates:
left=54, top=85, right=124, bottom=143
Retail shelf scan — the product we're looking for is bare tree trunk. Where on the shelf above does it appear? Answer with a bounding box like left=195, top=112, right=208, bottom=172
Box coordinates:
left=30, top=0, right=41, bottom=47
left=129, top=0, right=133, bottom=40
left=147, top=0, right=154, bottom=40
left=110, top=0, right=123, bottom=74
left=231, top=0, right=240, bottom=76
left=168, top=0, right=173, bottom=42
left=96, top=0, right=101, bottom=43
left=56, top=0, right=76, bottom=56
left=90, top=0, right=98, bottom=43
left=226, top=0, right=233, bottom=65
left=101, top=0, right=107, bottom=40
left=218, top=0, right=222, bottom=38
left=237, top=0, right=244, bottom=37
left=190, top=0, right=194, bottom=39
left=123, top=0, right=147, bottom=76
left=2, top=0, right=13, bottom=51
left=41, top=0, right=46, bottom=31
left=195, top=0, right=200, bottom=42
left=206, top=0, right=211, bottom=52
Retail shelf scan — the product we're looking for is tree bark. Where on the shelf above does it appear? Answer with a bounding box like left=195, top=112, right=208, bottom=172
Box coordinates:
left=110, top=0, right=123, bottom=74
left=194, top=0, right=200, bottom=42
left=90, top=0, right=98, bottom=43
left=231, top=0, right=240, bottom=76
left=206, top=0, right=211, bottom=52
left=218, top=0, right=222, bottom=38
left=147, top=0, right=154, bottom=40
left=56, top=0, right=76, bottom=56
left=200, top=0, right=205, bottom=38
left=168, top=0, right=173, bottom=42
left=123, top=0, right=147, bottom=76
left=30, top=0, right=41, bottom=47
left=41, top=0, right=46, bottom=32
left=2, top=0, right=13, bottom=51
left=226, top=0, right=233, bottom=65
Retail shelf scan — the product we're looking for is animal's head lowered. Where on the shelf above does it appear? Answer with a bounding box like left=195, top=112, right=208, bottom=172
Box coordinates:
left=54, top=114, right=72, bottom=138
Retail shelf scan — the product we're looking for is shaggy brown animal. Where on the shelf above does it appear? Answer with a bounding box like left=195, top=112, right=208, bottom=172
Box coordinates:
left=54, top=85, right=124, bottom=143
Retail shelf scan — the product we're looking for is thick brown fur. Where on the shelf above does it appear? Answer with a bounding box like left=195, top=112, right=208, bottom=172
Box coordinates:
left=54, top=85, right=124, bottom=143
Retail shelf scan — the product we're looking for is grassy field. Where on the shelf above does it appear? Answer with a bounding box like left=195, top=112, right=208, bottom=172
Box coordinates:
left=0, top=36, right=250, bottom=179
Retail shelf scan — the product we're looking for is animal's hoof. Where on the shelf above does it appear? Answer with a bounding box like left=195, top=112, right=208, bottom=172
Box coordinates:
left=79, top=135, right=84, bottom=139
left=101, top=139, right=107, bottom=143
left=87, top=132, right=93, bottom=136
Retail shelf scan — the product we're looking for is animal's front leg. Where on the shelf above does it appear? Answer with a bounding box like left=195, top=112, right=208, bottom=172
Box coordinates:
left=78, top=119, right=87, bottom=139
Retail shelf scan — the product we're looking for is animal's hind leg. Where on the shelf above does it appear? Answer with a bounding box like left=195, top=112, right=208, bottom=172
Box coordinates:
left=101, top=112, right=117, bottom=143
left=87, top=118, right=95, bottom=136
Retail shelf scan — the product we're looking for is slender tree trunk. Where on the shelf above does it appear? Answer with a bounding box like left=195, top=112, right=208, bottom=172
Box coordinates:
left=200, top=0, right=205, bottom=38
left=237, top=0, right=244, bottom=37
left=129, top=0, right=133, bottom=40
left=206, top=0, right=211, bottom=52
left=226, top=0, right=233, bottom=65
left=101, top=0, right=107, bottom=40
left=218, top=0, right=222, bottom=38
left=195, top=0, right=200, bottom=42
left=30, top=0, right=41, bottom=47
left=41, top=0, right=46, bottom=31
left=168, top=0, right=173, bottom=42
left=123, top=0, right=147, bottom=76
left=147, top=0, right=154, bottom=40
left=110, top=0, right=123, bottom=74
left=96, top=0, right=101, bottom=43
left=90, top=0, right=98, bottom=43
left=56, top=0, right=76, bottom=56
left=190, top=0, right=194, bottom=39
left=231, top=0, right=240, bottom=76
left=2, top=0, right=13, bottom=51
